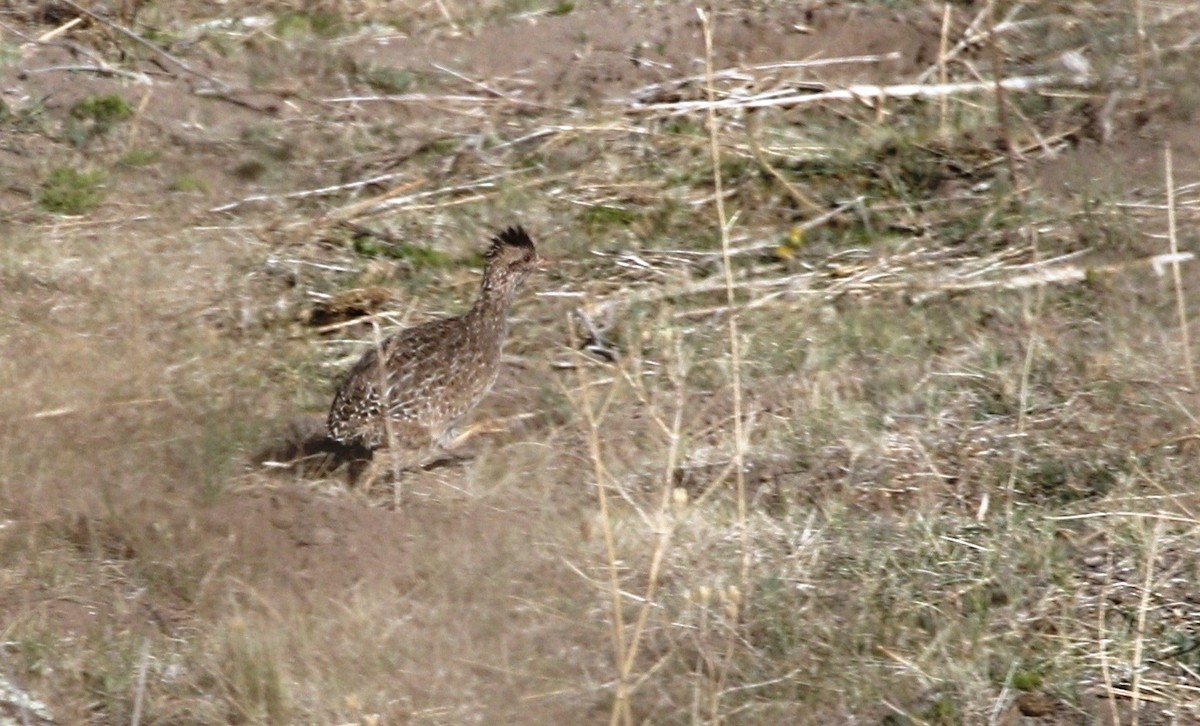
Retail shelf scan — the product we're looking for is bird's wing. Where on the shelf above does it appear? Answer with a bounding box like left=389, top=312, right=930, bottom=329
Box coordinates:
left=327, top=317, right=454, bottom=446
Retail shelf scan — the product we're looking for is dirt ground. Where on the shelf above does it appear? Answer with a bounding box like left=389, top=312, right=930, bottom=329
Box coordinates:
left=2, top=1, right=1199, bottom=724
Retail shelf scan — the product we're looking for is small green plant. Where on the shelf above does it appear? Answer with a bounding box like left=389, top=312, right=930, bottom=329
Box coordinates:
left=352, top=236, right=452, bottom=268
left=169, top=174, right=209, bottom=194
left=419, top=137, right=461, bottom=157
left=918, top=693, right=960, bottom=725
left=219, top=623, right=290, bottom=723
left=39, top=166, right=105, bottom=214
left=120, top=148, right=159, bottom=167
left=78, top=631, right=141, bottom=720
left=582, top=204, right=636, bottom=229
left=362, top=65, right=414, bottom=94
left=0, top=42, right=19, bottom=68
left=1167, top=632, right=1200, bottom=668
left=1010, top=669, right=1043, bottom=691
left=662, top=117, right=703, bottom=136
left=67, top=94, right=133, bottom=146
left=275, top=11, right=344, bottom=39
left=138, top=26, right=172, bottom=44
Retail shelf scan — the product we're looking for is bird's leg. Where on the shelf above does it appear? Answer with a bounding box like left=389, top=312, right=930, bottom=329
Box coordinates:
left=441, top=418, right=508, bottom=450
left=350, top=454, right=385, bottom=497
left=387, top=449, right=406, bottom=511
left=353, top=449, right=422, bottom=509
left=419, top=420, right=509, bottom=471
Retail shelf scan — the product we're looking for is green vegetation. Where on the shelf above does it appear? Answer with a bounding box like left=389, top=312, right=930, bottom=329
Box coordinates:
left=66, top=94, right=133, bottom=146
left=119, top=147, right=160, bottom=167
left=352, top=235, right=453, bottom=268
left=0, top=41, right=20, bottom=67
left=1010, top=669, right=1044, bottom=691
left=169, top=174, right=209, bottom=193
left=0, top=96, right=46, bottom=133
left=582, top=203, right=637, bottom=229
left=38, top=166, right=105, bottom=214
left=274, top=10, right=345, bottom=39
left=361, top=64, right=415, bottom=94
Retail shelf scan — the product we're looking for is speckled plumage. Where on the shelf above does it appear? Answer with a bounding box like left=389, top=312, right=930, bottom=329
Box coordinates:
left=327, top=226, right=541, bottom=468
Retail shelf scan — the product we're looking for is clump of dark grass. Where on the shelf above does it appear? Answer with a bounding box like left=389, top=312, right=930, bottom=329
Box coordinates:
left=38, top=166, right=105, bottom=214
left=67, top=94, right=133, bottom=147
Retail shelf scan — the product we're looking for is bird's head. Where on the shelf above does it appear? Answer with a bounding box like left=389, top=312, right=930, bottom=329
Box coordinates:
left=482, top=226, right=550, bottom=289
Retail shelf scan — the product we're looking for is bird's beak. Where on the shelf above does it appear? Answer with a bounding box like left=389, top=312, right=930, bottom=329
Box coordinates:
left=535, top=256, right=556, bottom=271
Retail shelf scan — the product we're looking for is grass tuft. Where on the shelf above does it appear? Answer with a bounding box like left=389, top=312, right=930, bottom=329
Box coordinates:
left=67, top=94, right=134, bottom=147
left=38, top=166, right=105, bottom=214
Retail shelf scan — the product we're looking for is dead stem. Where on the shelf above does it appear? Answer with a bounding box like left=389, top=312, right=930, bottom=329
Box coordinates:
left=1164, top=143, right=1196, bottom=390
left=698, top=9, right=751, bottom=723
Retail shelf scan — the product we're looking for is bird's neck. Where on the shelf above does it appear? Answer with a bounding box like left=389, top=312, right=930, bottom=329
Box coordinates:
left=467, top=275, right=516, bottom=342
left=472, top=270, right=518, bottom=313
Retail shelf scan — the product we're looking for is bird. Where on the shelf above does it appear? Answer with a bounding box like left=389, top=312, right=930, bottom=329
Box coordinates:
left=326, top=225, right=547, bottom=495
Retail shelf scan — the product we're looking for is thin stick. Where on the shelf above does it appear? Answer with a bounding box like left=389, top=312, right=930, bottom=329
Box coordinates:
left=1134, top=0, right=1147, bottom=92
left=0, top=17, right=143, bottom=80
left=17, top=397, right=167, bottom=421
left=699, top=10, right=751, bottom=723
left=318, top=179, right=428, bottom=225
left=209, top=173, right=421, bottom=213
left=58, top=0, right=230, bottom=90
left=370, top=320, right=403, bottom=508
left=631, top=73, right=1078, bottom=113
left=568, top=312, right=631, bottom=726
left=617, top=342, right=687, bottom=700
left=745, top=110, right=822, bottom=213
left=690, top=587, right=711, bottom=725
left=1130, top=519, right=1162, bottom=726
left=989, top=663, right=1017, bottom=725
left=21, top=64, right=151, bottom=81
left=938, top=3, right=952, bottom=134
left=36, top=16, right=82, bottom=42
left=1046, top=511, right=1199, bottom=525
left=431, top=63, right=553, bottom=109
left=987, top=0, right=1019, bottom=188
left=130, top=637, right=150, bottom=726
left=1097, top=550, right=1122, bottom=726
left=1165, top=143, right=1196, bottom=389
left=322, top=93, right=516, bottom=105
left=699, top=7, right=749, bottom=588
left=999, top=227, right=1043, bottom=524
left=915, top=3, right=1026, bottom=83
left=629, top=52, right=901, bottom=101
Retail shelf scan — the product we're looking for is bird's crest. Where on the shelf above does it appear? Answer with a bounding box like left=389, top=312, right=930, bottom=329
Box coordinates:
left=485, top=226, right=534, bottom=259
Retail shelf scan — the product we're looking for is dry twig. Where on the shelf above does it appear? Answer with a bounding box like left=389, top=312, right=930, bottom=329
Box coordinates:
left=631, top=74, right=1086, bottom=113
left=58, top=0, right=232, bottom=90
left=1164, top=144, right=1195, bottom=390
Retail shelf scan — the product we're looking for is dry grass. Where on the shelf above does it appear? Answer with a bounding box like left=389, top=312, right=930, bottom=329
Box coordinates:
left=2, top=0, right=1200, bottom=723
